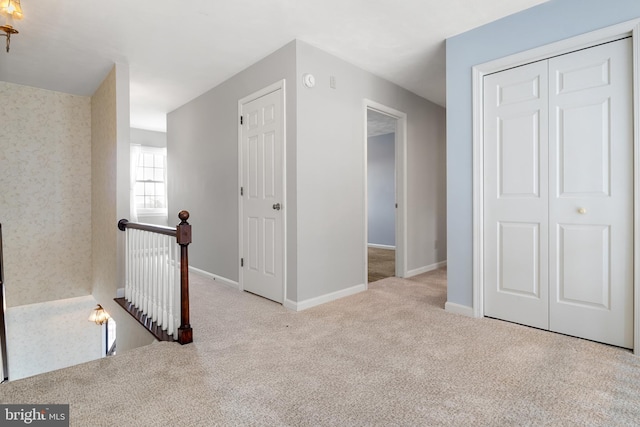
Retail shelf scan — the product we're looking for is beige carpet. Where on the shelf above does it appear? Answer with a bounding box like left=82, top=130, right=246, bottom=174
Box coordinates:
left=368, top=247, right=395, bottom=282
left=1, top=269, right=640, bottom=426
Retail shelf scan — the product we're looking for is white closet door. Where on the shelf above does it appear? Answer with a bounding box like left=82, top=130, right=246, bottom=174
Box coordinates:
left=548, top=38, right=633, bottom=348
left=483, top=61, right=550, bottom=330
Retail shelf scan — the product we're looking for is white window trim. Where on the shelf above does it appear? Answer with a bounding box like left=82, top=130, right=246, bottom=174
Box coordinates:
left=134, top=145, right=168, bottom=217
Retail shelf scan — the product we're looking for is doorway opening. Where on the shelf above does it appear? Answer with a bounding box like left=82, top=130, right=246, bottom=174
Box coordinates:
left=367, top=109, right=396, bottom=282
left=364, top=101, right=407, bottom=285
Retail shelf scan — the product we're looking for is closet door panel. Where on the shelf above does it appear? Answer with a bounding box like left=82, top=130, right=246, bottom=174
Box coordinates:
left=548, top=38, right=633, bottom=348
left=483, top=61, right=549, bottom=329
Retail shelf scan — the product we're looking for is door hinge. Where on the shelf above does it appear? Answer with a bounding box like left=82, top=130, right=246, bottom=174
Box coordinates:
left=240, top=258, right=244, bottom=267
left=240, top=115, right=243, bottom=125
left=240, top=186, right=243, bottom=196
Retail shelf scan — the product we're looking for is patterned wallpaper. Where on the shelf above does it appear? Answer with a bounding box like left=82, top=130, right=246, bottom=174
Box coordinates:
left=0, top=82, right=92, bottom=307
left=90, top=66, right=119, bottom=304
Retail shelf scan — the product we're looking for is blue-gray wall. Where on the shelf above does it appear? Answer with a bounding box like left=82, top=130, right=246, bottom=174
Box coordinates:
left=367, top=133, right=395, bottom=247
left=446, top=0, right=640, bottom=307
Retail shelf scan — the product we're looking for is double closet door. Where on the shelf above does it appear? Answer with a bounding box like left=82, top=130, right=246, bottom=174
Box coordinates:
left=483, top=38, right=633, bottom=349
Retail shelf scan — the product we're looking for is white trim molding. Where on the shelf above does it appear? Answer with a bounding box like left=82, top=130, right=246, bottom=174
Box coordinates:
left=472, top=18, right=640, bottom=355
left=189, top=266, right=239, bottom=290
left=406, top=260, right=447, bottom=278
left=367, top=243, right=396, bottom=250
left=363, top=100, right=408, bottom=285
left=444, top=302, right=474, bottom=318
left=283, top=284, right=366, bottom=312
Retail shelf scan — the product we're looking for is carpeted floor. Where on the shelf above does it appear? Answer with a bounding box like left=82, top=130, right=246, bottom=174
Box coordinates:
left=368, top=247, right=395, bottom=282
left=1, top=269, right=640, bottom=426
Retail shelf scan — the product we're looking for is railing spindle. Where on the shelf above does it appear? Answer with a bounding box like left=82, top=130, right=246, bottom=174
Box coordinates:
left=144, top=230, right=151, bottom=317
left=167, top=236, right=174, bottom=337
left=151, top=233, right=157, bottom=323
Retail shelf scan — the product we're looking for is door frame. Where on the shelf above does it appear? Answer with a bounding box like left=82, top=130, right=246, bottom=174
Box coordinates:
left=471, top=19, right=640, bottom=354
left=237, top=80, right=287, bottom=302
left=363, top=99, right=408, bottom=285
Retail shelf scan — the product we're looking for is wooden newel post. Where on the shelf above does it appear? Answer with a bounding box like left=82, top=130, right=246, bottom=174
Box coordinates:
left=176, top=210, right=193, bottom=344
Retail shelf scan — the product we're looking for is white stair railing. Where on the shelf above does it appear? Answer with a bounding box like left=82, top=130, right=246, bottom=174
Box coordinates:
left=125, top=228, right=180, bottom=337
left=117, top=211, right=193, bottom=344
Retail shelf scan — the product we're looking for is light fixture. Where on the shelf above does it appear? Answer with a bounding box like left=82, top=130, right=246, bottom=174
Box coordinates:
left=88, top=304, right=111, bottom=325
left=0, top=0, right=22, bottom=53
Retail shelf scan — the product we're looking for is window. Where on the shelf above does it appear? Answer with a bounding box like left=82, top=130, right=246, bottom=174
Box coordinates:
left=133, top=146, right=167, bottom=216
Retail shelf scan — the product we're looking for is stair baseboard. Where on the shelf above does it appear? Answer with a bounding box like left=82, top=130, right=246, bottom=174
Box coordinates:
left=114, top=298, right=175, bottom=342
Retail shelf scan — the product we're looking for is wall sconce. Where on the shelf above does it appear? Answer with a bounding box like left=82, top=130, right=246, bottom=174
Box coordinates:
left=88, top=304, right=111, bottom=325
left=0, top=0, right=22, bottom=53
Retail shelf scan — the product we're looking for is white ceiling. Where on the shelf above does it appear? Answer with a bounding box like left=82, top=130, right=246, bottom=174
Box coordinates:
left=0, top=0, right=548, bottom=132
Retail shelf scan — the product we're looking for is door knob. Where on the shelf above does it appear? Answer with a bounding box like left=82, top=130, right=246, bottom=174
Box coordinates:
left=577, top=207, right=587, bottom=214
left=273, top=203, right=281, bottom=211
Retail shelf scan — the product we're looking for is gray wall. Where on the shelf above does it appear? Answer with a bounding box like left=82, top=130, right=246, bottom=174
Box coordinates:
left=367, top=133, right=395, bottom=247
left=168, top=39, right=446, bottom=304
left=445, top=0, right=640, bottom=308
left=296, top=40, right=446, bottom=301
left=168, top=41, right=298, bottom=290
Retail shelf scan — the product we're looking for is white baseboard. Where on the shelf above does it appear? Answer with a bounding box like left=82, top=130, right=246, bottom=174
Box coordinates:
left=189, top=266, right=239, bottom=290
left=445, top=301, right=475, bottom=318
left=284, top=283, right=367, bottom=312
left=405, top=260, right=447, bottom=278
left=367, top=243, right=396, bottom=250
left=116, top=287, right=125, bottom=298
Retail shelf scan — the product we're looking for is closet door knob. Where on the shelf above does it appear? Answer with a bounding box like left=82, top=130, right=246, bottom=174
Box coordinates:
left=577, top=207, right=587, bottom=214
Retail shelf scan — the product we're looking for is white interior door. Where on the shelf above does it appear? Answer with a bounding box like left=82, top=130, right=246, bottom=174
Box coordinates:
left=548, top=39, right=633, bottom=348
left=484, top=38, right=633, bottom=348
left=240, top=88, right=284, bottom=303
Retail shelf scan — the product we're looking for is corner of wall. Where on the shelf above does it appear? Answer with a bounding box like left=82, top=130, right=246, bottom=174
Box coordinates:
left=167, top=40, right=299, bottom=302
left=90, top=63, right=150, bottom=350
left=115, top=63, right=131, bottom=311
left=293, top=41, right=447, bottom=302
